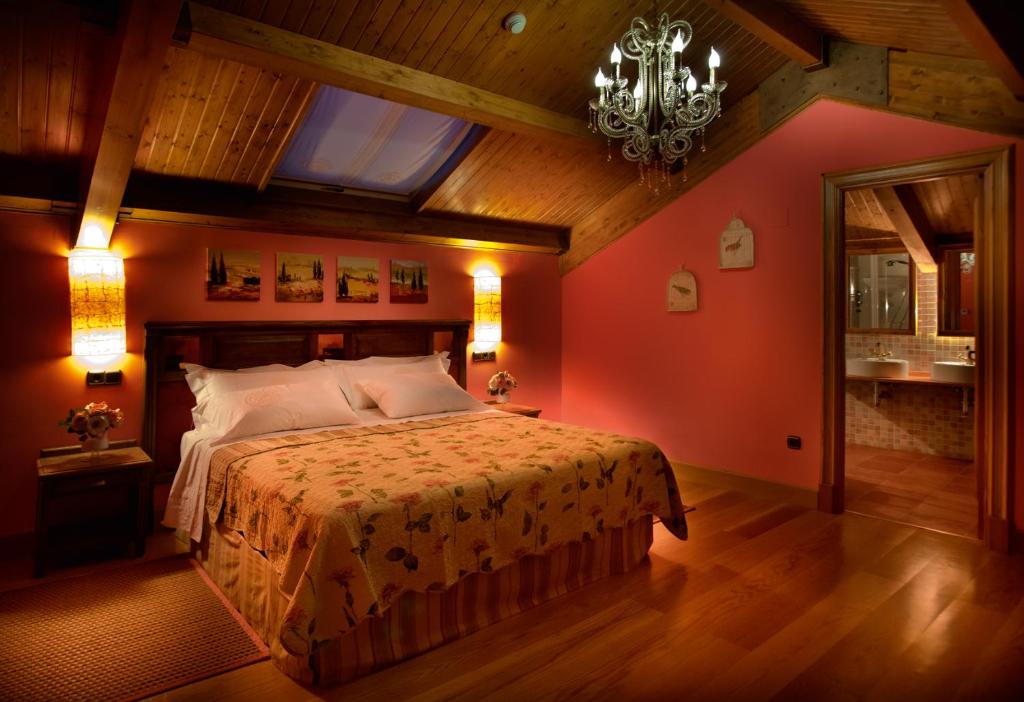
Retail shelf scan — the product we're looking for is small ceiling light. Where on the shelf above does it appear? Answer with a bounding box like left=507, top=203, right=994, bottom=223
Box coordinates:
left=502, top=12, right=526, bottom=34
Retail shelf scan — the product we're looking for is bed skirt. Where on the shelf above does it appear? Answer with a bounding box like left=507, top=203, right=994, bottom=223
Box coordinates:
left=193, top=515, right=655, bottom=686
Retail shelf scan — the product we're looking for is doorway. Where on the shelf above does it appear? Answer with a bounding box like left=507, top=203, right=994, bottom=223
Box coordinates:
left=819, top=146, right=1013, bottom=552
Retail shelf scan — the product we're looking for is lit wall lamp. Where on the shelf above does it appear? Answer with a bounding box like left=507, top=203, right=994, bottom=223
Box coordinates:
left=472, top=269, right=501, bottom=362
left=69, top=247, right=126, bottom=385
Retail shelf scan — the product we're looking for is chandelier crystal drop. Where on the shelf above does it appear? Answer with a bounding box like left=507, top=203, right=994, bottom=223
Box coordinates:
left=589, top=13, right=726, bottom=185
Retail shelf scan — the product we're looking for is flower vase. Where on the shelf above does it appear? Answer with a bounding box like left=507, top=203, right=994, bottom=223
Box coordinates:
left=494, top=392, right=510, bottom=404
left=82, top=433, right=109, bottom=455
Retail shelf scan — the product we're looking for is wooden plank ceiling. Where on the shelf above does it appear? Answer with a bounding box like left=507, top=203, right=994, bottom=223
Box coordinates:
left=0, top=2, right=106, bottom=162
left=129, top=0, right=789, bottom=231
left=0, top=0, right=1020, bottom=264
left=845, top=174, right=980, bottom=252
left=134, top=46, right=316, bottom=188
left=775, top=0, right=978, bottom=58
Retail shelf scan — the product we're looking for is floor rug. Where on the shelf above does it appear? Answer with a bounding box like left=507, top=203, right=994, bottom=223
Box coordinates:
left=0, top=556, right=268, bottom=701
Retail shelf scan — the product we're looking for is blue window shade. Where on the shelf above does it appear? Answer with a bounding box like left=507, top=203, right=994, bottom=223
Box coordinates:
left=274, top=86, right=474, bottom=196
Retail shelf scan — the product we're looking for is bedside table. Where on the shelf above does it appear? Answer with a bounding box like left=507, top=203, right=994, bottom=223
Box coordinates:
left=485, top=401, right=542, bottom=418
left=35, top=443, right=152, bottom=577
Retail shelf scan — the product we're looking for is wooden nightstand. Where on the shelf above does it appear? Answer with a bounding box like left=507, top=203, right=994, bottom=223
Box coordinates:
left=35, top=442, right=151, bottom=577
left=485, top=401, right=542, bottom=418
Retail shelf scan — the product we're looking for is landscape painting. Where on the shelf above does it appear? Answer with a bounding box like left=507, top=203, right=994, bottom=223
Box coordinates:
left=390, top=259, right=428, bottom=303
left=276, top=252, right=324, bottom=302
left=206, top=248, right=260, bottom=301
left=337, top=256, right=379, bottom=303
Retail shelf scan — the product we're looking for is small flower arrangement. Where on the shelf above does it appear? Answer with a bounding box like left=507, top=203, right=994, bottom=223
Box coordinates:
left=487, top=370, right=518, bottom=403
left=59, top=401, right=124, bottom=444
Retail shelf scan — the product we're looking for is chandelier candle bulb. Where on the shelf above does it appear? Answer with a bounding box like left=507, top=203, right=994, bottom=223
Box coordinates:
left=686, top=74, right=697, bottom=96
left=611, top=44, right=622, bottom=78
left=709, top=47, right=720, bottom=85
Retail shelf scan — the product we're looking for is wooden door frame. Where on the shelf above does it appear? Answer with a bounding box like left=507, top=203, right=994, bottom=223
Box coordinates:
left=820, top=146, right=1014, bottom=552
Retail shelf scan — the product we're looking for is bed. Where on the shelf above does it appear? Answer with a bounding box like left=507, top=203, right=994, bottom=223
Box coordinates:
left=145, top=320, right=688, bottom=686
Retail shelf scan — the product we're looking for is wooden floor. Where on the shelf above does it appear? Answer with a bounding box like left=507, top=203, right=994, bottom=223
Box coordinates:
left=149, top=473, right=1024, bottom=702
left=846, top=444, right=978, bottom=538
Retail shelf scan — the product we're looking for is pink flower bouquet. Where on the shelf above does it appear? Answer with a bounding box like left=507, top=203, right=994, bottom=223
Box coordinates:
left=59, top=401, right=124, bottom=442
left=487, top=370, right=518, bottom=401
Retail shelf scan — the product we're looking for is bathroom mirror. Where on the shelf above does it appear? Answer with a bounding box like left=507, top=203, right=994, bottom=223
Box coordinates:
left=847, top=252, right=915, bottom=333
left=938, top=246, right=975, bottom=336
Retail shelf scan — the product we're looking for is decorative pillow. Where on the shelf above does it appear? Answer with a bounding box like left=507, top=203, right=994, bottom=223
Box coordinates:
left=355, top=372, right=484, bottom=419
left=324, top=351, right=451, bottom=372
left=331, top=355, right=447, bottom=410
left=361, top=351, right=451, bottom=372
left=201, top=378, right=359, bottom=441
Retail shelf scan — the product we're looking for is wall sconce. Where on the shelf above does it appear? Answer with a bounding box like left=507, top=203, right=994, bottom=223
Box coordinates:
left=473, top=269, right=501, bottom=362
left=68, top=248, right=126, bottom=365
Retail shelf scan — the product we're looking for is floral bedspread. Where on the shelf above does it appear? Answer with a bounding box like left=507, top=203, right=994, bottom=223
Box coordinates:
left=205, top=413, right=687, bottom=654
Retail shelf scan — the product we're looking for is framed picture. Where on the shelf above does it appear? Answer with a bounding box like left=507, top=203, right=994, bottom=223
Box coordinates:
left=337, top=256, right=379, bottom=303
left=390, top=259, right=428, bottom=303
left=275, top=252, right=324, bottom=302
left=719, top=217, right=755, bottom=269
left=667, top=268, right=698, bottom=312
left=206, top=248, right=260, bottom=301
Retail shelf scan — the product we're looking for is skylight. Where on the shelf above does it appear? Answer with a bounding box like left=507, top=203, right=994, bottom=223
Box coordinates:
left=274, top=86, right=474, bottom=197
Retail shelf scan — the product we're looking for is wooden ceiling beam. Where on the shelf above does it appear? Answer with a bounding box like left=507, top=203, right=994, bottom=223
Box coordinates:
left=75, top=0, right=182, bottom=248
left=177, top=2, right=591, bottom=144
left=872, top=186, right=938, bottom=273
left=119, top=175, right=568, bottom=255
left=941, top=0, right=1024, bottom=99
left=702, top=0, right=825, bottom=69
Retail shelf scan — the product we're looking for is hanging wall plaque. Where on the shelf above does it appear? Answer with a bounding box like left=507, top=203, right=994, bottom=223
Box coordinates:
left=667, top=267, right=698, bottom=312
left=719, top=216, right=755, bottom=269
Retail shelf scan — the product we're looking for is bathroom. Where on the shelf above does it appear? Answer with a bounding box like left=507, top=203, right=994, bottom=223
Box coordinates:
left=843, top=175, right=978, bottom=538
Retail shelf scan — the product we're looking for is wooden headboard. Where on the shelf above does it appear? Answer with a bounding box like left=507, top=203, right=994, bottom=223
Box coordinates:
left=143, top=320, right=470, bottom=482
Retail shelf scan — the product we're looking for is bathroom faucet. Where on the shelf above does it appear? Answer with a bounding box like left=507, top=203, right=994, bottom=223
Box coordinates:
left=957, top=346, right=976, bottom=365
left=870, top=343, right=892, bottom=359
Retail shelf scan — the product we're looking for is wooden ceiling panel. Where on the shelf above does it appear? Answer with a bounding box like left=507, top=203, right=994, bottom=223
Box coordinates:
left=910, top=174, right=980, bottom=235
left=0, top=2, right=105, bottom=161
left=844, top=173, right=979, bottom=251
left=196, top=0, right=789, bottom=118
left=776, top=0, right=977, bottom=58
left=845, top=188, right=894, bottom=233
left=134, top=46, right=316, bottom=187
left=421, top=128, right=636, bottom=227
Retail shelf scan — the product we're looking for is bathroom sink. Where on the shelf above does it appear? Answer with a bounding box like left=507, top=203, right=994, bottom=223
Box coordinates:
left=931, top=361, right=975, bottom=384
left=847, top=358, right=910, bottom=379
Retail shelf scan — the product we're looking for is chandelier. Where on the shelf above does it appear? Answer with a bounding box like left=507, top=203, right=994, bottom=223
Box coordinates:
left=589, top=13, right=726, bottom=191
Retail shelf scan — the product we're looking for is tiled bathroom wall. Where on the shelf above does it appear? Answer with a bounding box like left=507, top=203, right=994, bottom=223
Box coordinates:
left=846, top=269, right=975, bottom=459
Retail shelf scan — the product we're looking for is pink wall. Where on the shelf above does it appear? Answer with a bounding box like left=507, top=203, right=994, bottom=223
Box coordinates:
left=0, top=215, right=561, bottom=537
left=562, top=100, right=1024, bottom=527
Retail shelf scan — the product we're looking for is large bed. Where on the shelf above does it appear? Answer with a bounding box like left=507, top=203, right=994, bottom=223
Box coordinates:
left=146, top=320, right=688, bottom=686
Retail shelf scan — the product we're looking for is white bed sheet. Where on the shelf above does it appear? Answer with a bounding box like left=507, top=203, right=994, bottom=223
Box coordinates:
left=163, top=404, right=498, bottom=542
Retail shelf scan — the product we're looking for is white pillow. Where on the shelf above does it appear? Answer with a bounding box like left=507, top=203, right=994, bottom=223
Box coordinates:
left=202, top=378, right=359, bottom=441
left=331, top=355, right=446, bottom=410
left=356, top=372, right=484, bottom=419
left=324, top=351, right=451, bottom=372
left=186, top=365, right=337, bottom=428
left=184, top=361, right=322, bottom=400
left=363, top=351, right=451, bottom=372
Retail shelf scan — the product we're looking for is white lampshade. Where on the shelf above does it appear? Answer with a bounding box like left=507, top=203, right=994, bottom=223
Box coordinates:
left=473, top=271, right=501, bottom=351
left=68, top=248, right=126, bottom=357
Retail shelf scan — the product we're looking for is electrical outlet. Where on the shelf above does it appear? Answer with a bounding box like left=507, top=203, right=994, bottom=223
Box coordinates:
left=472, top=351, right=496, bottom=363
left=786, top=435, right=802, bottom=450
left=86, top=370, right=123, bottom=386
